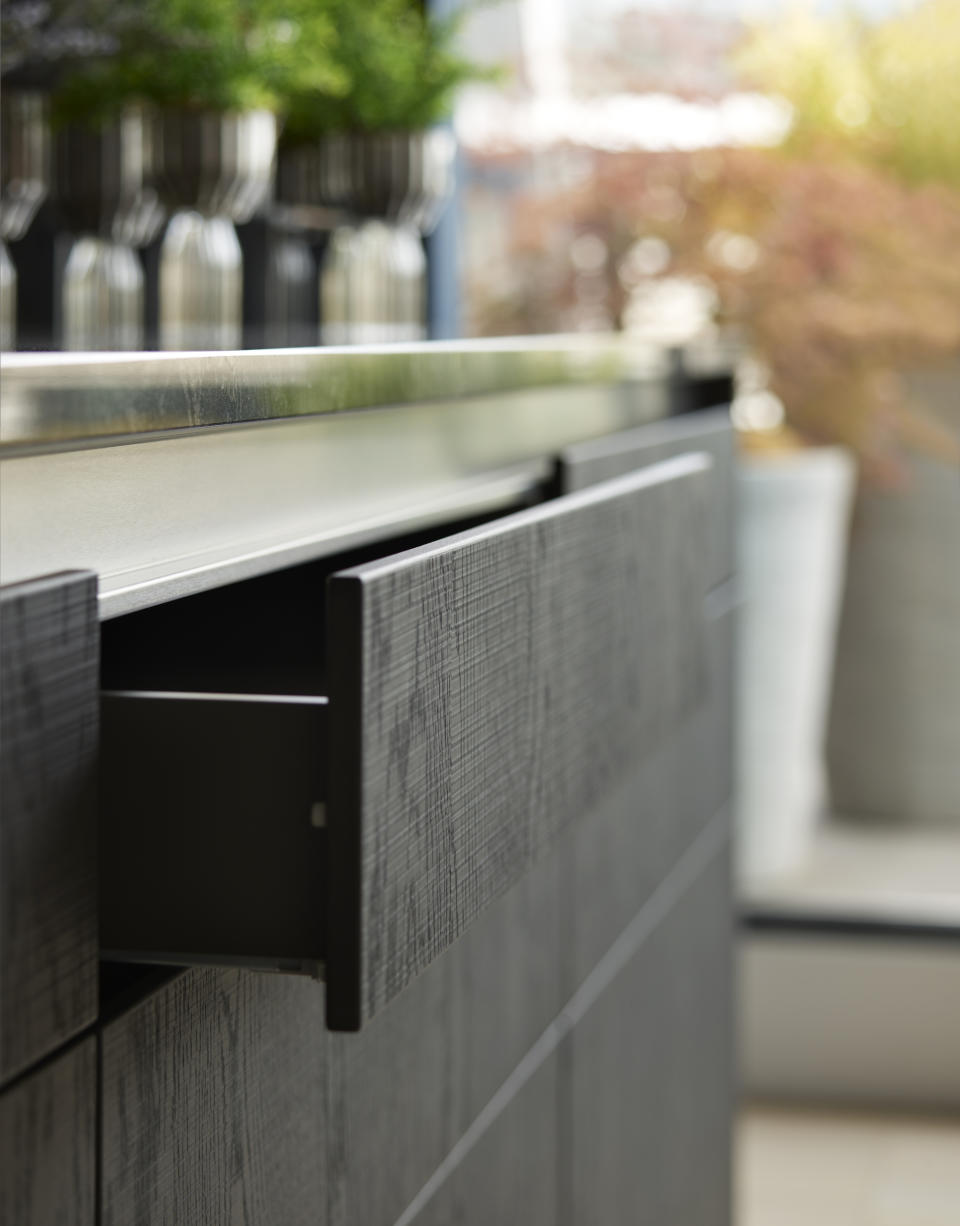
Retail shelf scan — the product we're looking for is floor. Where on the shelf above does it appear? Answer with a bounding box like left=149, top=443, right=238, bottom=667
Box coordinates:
left=738, top=1105, right=960, bottom=1226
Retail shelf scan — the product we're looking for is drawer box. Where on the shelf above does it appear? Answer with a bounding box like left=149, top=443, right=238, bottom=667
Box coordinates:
left=101, top=452, right=714, bottom=1029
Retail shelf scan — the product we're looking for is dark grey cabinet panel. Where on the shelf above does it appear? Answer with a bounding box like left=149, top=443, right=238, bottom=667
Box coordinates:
left=100, top=847, right=564, bottom=1226
left=558, top=408, right=735, bottom=590
left=410, top=1055, right=559, bottom=1226
left=326, top=854, right=565, bottom=1226
left=562, top=603, right=734, bottom=990
left=564, top=839, right=733, bottom=1226
left=0, top=1037, right=96, bottom=1226
left=101, top=970, right=332, bottom=1226
left=327, top=454, right=711, bottom=1028
left=448, top=846, right=562, bottom=1133
left=0, top=571, right=98, bottom=1083
left=323, top=954, right=458, bottom=1226
left=324, top=845, right=563, bottom=1226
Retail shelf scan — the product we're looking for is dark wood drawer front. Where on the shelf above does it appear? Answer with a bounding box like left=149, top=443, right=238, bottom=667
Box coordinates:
left=0, top=571, right=98, bottom=1082
left=326, top=454, right=711, bottom=1027
left=0, top=1038, right=97, bottom=1226
left=100, top=455, right=712, bottom=1031
left=558, top=408, right=734, bottom=590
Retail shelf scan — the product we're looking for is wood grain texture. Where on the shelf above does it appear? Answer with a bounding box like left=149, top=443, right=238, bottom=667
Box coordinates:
left=0, top=571, right=98, bottom=1083
left=563, top=839, right=733, bottom=1226
left=323, top=849, right=563, bottom=1226
left=558, top=408, right=735, bottom=590
left=409, top=1055, right=559, bottom=1226
left=448, top=845, right=562, bottom=1133
left=323, top=954, right=458, bottom=1226
left=561, top=604, right=734, bottom=991
left=326, top=843, right=566, bottom=1226
left=326, top=454, right=712, bottom=1028
left=101, top=969, right=332, bottom=1226
left=99, top=858, right=563, bottom=1226
left=0, top=1037, right=96, bottom=1226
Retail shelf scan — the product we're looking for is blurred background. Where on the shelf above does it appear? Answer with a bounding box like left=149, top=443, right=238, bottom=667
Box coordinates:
left=3, top=1, right=959, bottom=1220
left=453, top=6, right=960, bottom=1221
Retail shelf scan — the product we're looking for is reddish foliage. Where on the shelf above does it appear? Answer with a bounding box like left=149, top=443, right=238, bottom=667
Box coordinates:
left=471, top=145, right=960, bottom=470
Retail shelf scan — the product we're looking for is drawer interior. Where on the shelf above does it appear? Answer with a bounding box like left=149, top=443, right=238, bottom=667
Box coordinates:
left=97, top=502, right=540, bottom=983
left=100, top=504, right=534, bottom=697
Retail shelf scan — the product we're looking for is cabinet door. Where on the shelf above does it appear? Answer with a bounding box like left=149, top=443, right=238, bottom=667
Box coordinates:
left=101, top=970, right=333, bottom=1226
left=0, top=1038, right=97, bottom=1226
left=564, top=833, right=733, bottom=1226
left=408, top=1055, right=559, bottom=1226
left=561, top=601, right=734, bottom=991
left=0, top=571, right=98, bottom=1082
left=101, top=854, right=565, bottom=1226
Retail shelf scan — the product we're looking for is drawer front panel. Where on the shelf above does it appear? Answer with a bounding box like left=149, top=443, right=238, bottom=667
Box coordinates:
left=558, top=408, right=734, bottom=590
left=0, top=571, right=98, bottom=1082
left=327, top=454, right=712, bottom=1028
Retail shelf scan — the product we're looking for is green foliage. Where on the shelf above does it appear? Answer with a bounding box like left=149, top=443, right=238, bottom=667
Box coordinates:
left=737, top=1, right=960, bottom=190
left=49, top=0, right=345, bottom=123
left=282, top=0, right=488, bottom=140
left=42, top=0, right=490, bottom=132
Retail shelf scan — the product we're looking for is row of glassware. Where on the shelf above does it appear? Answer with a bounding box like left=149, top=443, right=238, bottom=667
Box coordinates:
left=0, top=92, right=455, bottom=351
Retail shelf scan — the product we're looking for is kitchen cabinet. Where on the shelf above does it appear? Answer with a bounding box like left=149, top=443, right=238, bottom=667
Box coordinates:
left=0, top=339, right=735, bottom=1225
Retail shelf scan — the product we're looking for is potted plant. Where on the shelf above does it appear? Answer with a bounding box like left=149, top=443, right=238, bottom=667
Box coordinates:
left=44, top=0, right=335, bottom=347
left=641, top=146, right=960, bottom=872
left=463, top=15, right=960, bottom=872
left=0, top=90, right=49, bottom=349
left=734, top=1, right=960, bottom=834
left=274, top=0, right=483, bottom=343
left=275, top=0, right=472, bottom=224
left=1, top=5, right=158, bottom=349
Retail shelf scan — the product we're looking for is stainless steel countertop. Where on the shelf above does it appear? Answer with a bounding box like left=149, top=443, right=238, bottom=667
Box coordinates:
left=0, top=337, right=729, bottom=615
left=0, top=336, right=661, bottom=451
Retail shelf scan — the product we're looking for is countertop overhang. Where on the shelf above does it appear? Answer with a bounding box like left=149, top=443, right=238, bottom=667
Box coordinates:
left=0, top=336, right=732, bottom=615
left=0, top=336, right=667, bottom=452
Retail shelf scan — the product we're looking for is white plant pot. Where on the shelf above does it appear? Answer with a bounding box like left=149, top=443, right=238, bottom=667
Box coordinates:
left=827, top=366, right=960, bottom=824
left=737, top=447, right=857, bottom=880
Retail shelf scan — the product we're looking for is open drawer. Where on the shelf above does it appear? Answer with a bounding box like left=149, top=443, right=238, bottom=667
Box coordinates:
left=101, top=450, right=715, bottom=1029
